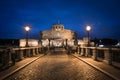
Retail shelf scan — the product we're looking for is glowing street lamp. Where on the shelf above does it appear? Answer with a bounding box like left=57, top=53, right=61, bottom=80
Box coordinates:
left=86, top=25, right=91, bottom=46
left=24, top=26, right=30, bottom=47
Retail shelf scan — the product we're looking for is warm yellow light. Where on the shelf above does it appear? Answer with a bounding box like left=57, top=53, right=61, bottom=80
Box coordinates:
left=25, top=26, right=30, bottom=31
left=86, top=26, right=91, bottom=31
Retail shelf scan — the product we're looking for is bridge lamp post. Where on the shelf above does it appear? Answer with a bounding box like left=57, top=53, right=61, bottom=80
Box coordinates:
left=86, top=25, right=91, bottom=46
left=25, top=26, right=30, bottom=47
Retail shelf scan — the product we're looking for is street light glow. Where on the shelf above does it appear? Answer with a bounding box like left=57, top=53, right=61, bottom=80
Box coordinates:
left=25, top=26, right=30, bottom=31
left=86, top=26, right=91, bottom=31
left=24, top=26, right=30, bottom=47
left=86, top=25, right=91, bottom=47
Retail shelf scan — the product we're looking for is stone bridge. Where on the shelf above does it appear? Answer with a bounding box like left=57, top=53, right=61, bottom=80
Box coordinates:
left=0, top=46, right=120, bottom=80
left=0, top=46, right=120, bottom=68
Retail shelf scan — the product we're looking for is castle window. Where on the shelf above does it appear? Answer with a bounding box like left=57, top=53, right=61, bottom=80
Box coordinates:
left=62, top=26, right=63, bottom=30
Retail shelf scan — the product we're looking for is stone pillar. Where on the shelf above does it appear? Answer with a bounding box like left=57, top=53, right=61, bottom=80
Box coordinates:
left=77, top=46, right=80, bottom=54
left=18, top=50, right=24, bottom=60
left=81, top=48, right=84, bottom=56
left=35, top=48, right=39, bottom=55
left=15, top=50, right=19, bottom=61
left=1, top=51, right=5, bottom=65
left=26, top=49, right=31, bottom=57
left=66, top=39, right=68, bottom=47
left=66, top=46, right=69, bottom=54
left=32, top=49, right=36, bottom=56
left=8, top=50, right=12, bottom=64
left=85, top=48, right=90, bottom=57
left=38, top=47, right=41, bottom=54
left=103, top=49, right=112, bottom=65
left=48, top=46, right=50, bottom=52
left=49, top=39, right=50, bottom=47
left=92, top=48, right=97, bottom=60
left=2, top=50, right=11, bottom=67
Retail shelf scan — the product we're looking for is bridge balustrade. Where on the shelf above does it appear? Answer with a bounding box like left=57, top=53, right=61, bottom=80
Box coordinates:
left=97, top=49, right=104, bottom=60
left=0, top=46, right=42, bottom=68
left=0, top=46, right=120, bottom=68
left=112, top=50, right=120, bottom=62
left=77, top=46, right=120, bottom=65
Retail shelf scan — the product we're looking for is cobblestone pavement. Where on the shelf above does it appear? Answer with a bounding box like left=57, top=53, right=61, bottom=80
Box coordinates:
left=5, top=53, right=114, bottom=80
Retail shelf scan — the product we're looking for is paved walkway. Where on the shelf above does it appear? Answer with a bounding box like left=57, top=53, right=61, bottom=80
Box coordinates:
left=73, top=54, right=120, bottom=80
left=5, top=53, right=113, bottom=80
left=1, top=53, right=120, bottom=80
left=0, top=54, right=44, bottom=80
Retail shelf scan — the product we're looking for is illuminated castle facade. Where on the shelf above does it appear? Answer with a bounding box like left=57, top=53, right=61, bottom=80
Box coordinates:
left=40, top=23, right=77, bottom=47
left=42, top=24, right=76, bottom=40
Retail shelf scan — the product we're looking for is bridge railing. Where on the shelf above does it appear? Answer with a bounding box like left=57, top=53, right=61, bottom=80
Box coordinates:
left=0, top=46, right=42, bottom=67
left=76, top=46, right=120, bottom=65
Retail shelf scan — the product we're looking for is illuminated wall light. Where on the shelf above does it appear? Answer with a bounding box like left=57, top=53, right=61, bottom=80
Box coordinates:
left=20, top=39, right=38, bottom=47
left=41, top=39, right=49, bottom=47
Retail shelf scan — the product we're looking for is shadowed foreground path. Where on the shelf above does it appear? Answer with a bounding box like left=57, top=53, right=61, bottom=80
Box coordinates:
left=5, top=53, right=114, bottom=80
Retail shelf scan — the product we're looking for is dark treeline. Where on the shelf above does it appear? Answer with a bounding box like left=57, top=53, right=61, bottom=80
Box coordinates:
left=0, top=39, right=19, bottom=46
left=92, top=38, right=118, bottom=46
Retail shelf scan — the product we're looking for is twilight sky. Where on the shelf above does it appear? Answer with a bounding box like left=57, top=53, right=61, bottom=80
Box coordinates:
left=0, top=0, right=120, bottom=39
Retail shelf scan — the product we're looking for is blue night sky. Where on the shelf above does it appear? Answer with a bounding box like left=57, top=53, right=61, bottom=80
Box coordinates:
left=0, top=0, right=120, bottom=39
